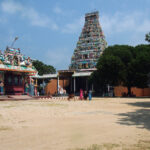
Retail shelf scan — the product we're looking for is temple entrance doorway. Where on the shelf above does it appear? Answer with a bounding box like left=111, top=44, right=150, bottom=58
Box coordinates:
left=4, top=72, right=25, bottom=95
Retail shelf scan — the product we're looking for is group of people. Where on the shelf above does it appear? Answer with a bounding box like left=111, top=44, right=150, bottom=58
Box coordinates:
left=80, top=89, right=92, bottom=100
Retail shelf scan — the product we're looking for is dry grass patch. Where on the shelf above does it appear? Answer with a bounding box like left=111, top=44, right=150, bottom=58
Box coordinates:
left=70, top=143, right=119, bottom=150
left=0, top=114, right=2, bottom=121
left=43, top=103, right=68, bottom=107
left=122, top=140, right=150, bottom=150
left=4, top=104, right=17, bottom=108
left=70, top=141, right=150, bottom=150
left=0, top=126, right=12, bottom=131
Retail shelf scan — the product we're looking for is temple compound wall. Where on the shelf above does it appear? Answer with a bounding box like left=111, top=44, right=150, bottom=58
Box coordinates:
left=114, top=86, right=150, bottom=97
left=44, top=78, right=150, bottom=97
left=45, top=79, right=69, bottom=95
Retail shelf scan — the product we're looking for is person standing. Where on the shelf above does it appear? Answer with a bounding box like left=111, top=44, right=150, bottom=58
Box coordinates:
left=84, top=90, right=88, bottom=100
left=25, top=82, right=29, bottom=95
left=0, top=81, right=4, bottom=95
left=80, top=89, right=83, bottom=100
left=89, top=90, right=92, bottom=101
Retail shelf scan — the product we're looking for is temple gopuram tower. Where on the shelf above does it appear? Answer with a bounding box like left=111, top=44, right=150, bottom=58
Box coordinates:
left=70, top=11, right=107, bottom=70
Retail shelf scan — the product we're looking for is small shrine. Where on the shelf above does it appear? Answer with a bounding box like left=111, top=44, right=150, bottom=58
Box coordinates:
left=0, top=47, right=37, bottom=95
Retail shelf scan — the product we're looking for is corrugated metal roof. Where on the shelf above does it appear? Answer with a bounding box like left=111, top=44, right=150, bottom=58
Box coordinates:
left=32, top=74, right=57, bottom=79
left=72, top=72, right=92, bottom=77
left=32, top=71, right=93, bottom=78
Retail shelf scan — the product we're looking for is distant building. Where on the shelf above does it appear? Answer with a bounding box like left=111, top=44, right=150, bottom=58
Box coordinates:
left=70, top=11, right=107, bottom=70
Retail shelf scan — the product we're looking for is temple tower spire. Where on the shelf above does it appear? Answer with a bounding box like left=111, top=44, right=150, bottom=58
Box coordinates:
left=70, top=11, right=107, bottom=70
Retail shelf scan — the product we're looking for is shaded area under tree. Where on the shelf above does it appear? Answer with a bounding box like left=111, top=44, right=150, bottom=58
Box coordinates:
left=117, top=101, right=150, bottom=130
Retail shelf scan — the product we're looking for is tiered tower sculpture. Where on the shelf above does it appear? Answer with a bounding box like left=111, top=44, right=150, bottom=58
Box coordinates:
left=70, top=11, right=107, bottom=70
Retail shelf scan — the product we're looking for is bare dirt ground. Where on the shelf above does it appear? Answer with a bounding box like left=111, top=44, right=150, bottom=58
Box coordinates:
left=0, top=98, right=150, bottom=150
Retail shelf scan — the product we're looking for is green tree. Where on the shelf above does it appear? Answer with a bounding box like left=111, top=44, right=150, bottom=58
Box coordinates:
left=32, top=60, right=56, bottom=75
left=92, top=45, right=150, bottom=96
left=145, top=32, right=150, bottom=43
left=96, top=55, right=125, bottom=86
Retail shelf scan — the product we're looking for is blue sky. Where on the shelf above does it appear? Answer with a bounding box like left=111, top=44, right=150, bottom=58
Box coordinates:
left=0, top=0, right=150, bottom=70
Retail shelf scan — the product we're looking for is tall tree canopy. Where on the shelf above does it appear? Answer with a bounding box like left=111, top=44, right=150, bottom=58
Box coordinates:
left=145, top=32, right=150, bottom=43
left=32, top=60, right=56, bottom=75
left=91, top=44, right=150, bottom=96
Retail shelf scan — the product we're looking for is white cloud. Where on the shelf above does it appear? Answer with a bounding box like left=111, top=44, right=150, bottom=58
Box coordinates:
left=100, top=11, right=150, bottom=45
left=62, top=16, right=84, bottom=34
left=100, top=12, right=150, bottom=35
left=53, top=6, right=63, bottom=14
left=1, top=0, right=23, bottom=14
left=21, top=8, right=58, bottom=30
left=1, top=0, right=58, bottom=30
left=61, top=10, right=150, bottom=37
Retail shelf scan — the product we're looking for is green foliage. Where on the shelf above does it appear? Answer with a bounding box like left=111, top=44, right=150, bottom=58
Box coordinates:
left=102, top=45, right=134, bottom=66
left=91, top=44, right=150, bottom=96
left=145, top=32, right=150, bottom=43
left=32, top=60, right=56, bottom=75
left=97, top=53, right=125, bottom=86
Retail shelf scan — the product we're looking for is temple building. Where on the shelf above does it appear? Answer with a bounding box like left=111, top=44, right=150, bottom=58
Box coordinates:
left=0, top=47, right=37, bottom=95
left=66, top=11, right=107, bottom=93
left=70, top=11, right=107, bottom=70
left=26, top=11, right=150, bottom=97
left=37, top=11, right=107, bottom=95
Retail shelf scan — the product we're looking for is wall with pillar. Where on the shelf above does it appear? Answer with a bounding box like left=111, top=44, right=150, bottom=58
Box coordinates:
left=45, top=78, right=70, bottom=95
left=114, top=86, right=150, bottom=97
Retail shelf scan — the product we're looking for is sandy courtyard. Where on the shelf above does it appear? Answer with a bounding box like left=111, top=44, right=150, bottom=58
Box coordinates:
left=0, top=98, right=150, bottom=150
